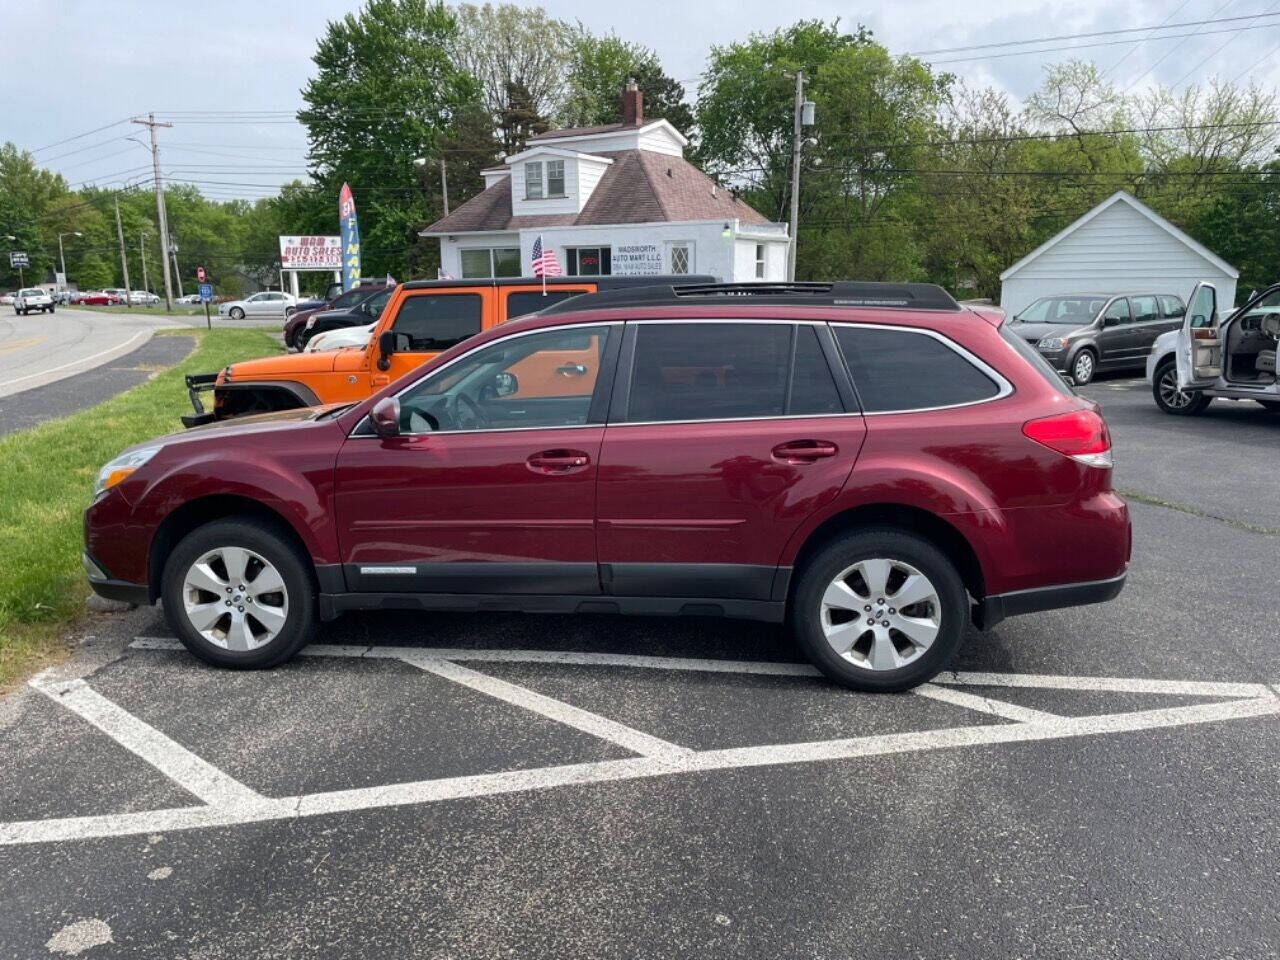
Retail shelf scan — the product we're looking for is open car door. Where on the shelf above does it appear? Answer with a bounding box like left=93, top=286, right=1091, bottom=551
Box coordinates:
left=1176, top=281, right=1220, bottom=391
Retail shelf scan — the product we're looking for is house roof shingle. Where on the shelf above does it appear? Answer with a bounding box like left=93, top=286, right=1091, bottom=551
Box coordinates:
left=423, top=150, right=771, bottom=235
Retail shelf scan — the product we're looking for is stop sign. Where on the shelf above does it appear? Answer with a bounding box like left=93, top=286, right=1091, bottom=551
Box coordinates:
left=197, top=266, right=206, bottom=282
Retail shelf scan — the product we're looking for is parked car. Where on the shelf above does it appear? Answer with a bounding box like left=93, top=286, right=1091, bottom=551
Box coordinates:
left=185, top=275, right=715, bottom=425
left=218, top=291, right=299, bottom=321
left=175, top=293, right=203, bottom=305
left=86, top=281, right=1130, bottom=692
left=1007, top=292, right=1186, bottom=385
left=128, top=290, right=161, bottom=306
left=285, top=280, right=394, bottom=351
left=297, top=286, right=397, bottom=350
left=13, top=287, right=55, bottom=315
left=1147, top=281, right=1280, bottom=415
left=81, top=290, right=123, bottom=306
left=304, top=321, right=376, bottom=353
left=290, top=281, right=347, bottom=317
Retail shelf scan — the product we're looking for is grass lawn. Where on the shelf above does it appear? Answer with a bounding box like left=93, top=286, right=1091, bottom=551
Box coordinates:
left=0, top=327, right=281, bottom=689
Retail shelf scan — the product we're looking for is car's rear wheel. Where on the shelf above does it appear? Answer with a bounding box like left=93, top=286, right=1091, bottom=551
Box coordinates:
left=790, top=529, right=967, bottom=692
left=1152, top=359, right=1211, bottom=415
left=284, top=306, right=296, bottom=317
left=1070, top=348, right=1097, bottom=385
left=162, top=519, right=315, bottom=669
left=229, top=307, right=245, bottom=320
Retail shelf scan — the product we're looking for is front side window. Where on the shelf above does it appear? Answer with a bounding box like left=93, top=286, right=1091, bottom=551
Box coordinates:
left=626, top=322, right=794, bottom=423
left=546, top=160, right=565, bottom=197
left=1188, top=284, right=1217, bottom=328
left=834, top=326, right=1001, bottom=413
left=565, top=247, right=611, bottom=276
left=390, top=293, right=482, bottom=352
left=1103, top=299, right=1132, bottom=325
left=526, top=161, right=544, bottom=199
left=396, top=325, right=612, bottom=433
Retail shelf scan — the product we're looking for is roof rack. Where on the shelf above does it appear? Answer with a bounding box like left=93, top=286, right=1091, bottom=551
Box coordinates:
left=539, top=281, right=961, bottom=315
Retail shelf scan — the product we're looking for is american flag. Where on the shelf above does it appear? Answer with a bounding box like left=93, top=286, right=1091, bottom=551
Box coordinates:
left=531, top=235, right=561, bottom=277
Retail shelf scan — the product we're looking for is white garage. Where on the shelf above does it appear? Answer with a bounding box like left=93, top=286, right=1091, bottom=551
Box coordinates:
left=999, top=191, right=1238, bottom=318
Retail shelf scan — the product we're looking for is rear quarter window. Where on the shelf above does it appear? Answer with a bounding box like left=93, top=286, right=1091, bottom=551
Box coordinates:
left=833, top=326, right=1003, bottom=412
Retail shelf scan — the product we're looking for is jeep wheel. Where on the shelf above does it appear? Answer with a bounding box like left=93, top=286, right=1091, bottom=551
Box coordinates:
left=790, top=529, right=967, bottom=692
left=1152, top=359, right=1211, bottom=416
left=229, top=306, right=245, bottom=320
left=162, top=518, right=315, bottom=669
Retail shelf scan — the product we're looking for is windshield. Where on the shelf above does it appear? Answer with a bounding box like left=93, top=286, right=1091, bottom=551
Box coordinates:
left=328, top=288, right=369, bottom=309
left=1019, top=297, right=1108, bottom=324
left=20, top=288, right=42, bottom=296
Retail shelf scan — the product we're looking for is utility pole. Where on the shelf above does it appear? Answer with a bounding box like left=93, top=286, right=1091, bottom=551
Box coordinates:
left=139, top=232, right=149, bottom=298
left=440, top=158, right=450, bottom=216
left=114, top=196, right=131, bottom=295
left=133, top=114, right=175, bottom=311
left=785, top=72, right=816, bottom=282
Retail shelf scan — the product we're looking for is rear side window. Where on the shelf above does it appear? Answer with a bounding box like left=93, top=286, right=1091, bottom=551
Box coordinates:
left=625, top=322, right=842, bottom=422
left=834, top=326, right=1002, bottom=412
left=506, top=289, right=589, bottom=319
left=1131, top=296, right=1159, bottom=323
left=1160, top=295, right=1184, bottom=319
left=392, top=293, right=482, bottom=351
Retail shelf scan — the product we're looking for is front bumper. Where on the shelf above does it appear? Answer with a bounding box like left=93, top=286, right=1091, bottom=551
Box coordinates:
left=83, top=551, right=150, bottom=606
left=973, top=570, right=1127, bottom=630
left=181, top=373, right=219, bottom=427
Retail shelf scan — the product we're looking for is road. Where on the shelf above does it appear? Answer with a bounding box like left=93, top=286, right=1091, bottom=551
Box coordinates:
left=0, top=375, right=1277, bottom=959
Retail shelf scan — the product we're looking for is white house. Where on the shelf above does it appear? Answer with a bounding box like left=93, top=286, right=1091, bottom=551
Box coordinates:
left=421, top=83, right=790, bottom=282
left=999, top=191, right=1238, bottom=316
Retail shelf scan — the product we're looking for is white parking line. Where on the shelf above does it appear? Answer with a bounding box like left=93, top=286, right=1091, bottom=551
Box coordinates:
left=403, top=654, right=693, bottom=759
left=936, top=670, right=1276, bottom=700
left=4, top=693, right=1275, bottom=846
left=913, top=683, right=1060, bottom=722
left=30, top=673, right=264, bottom=808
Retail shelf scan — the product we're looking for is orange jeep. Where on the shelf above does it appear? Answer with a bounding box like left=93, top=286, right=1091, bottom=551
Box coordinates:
left=183, top=275, right=708, bottom=425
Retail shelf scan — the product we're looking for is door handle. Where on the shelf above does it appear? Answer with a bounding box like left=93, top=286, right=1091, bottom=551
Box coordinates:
left=527, top=449, right=591, bottom=475
left=556, top=363, right=588, bottom=377
left=771, top=440, right=838, bottom=464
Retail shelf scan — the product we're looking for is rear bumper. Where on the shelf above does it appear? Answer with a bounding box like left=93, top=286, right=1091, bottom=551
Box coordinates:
left=973, top=570, right=1127, bottom=630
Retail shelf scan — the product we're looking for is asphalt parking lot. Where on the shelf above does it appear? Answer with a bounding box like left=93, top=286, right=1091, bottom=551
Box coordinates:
left=2, top=375, right=1277, bottom=959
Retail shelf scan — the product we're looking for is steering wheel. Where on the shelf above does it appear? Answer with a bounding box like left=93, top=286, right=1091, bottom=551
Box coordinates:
left=447, top=392, right=488, bottom=430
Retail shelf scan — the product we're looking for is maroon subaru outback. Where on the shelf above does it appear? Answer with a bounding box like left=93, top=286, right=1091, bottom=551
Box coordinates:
left=84, top=282, right=1130, bottom=692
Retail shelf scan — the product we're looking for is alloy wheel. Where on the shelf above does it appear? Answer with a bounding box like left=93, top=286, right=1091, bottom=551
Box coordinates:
left=182, top=546, right=289, bottom=651
left=1157, top=366, right=1192, bottom=409
left=819, top=558, right=941, bottom=671
left=1073, top=352, right=1094, bottom=384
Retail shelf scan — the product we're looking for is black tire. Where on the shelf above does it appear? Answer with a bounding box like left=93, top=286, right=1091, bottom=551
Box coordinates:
left=48, top=305, right=54, bottom=314
left=1152, top=359, right=1211, bottom=416
left=296, top=327, right=314, bottom=350
left=789, top=528, right=967, bottom=693
left=161, top=518, right=316, bottom=669
left=284, top=305, right=296, bottom=317
left=1069, top=348, right=1097, bottom=385
left=229, top=306, right=245, bottom=320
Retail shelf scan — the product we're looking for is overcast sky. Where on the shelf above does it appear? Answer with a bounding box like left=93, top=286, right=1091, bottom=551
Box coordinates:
left=8, top=0, right=1280, bottom=199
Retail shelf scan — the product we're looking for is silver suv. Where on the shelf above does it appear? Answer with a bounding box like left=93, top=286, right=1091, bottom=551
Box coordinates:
left=1006, top=293, right=1185, bottom=385
left=1147, top=282, right=1280, bottom=416
left=13, top=287, right=55, bottom=315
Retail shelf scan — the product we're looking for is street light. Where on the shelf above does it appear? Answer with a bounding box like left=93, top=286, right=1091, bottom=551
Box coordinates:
left=57, top=231, right=83, bottom=289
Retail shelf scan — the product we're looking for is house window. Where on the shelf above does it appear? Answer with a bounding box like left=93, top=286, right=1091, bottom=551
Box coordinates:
left=565, top=246, right=612, bottom=276
left=459, top=247, right=522, bottom=278
left=755, top=244, right=766, bottom=279
left=669, top=243, right=691, bottom=275
left=526, top=161, right=544, bottom=199
left=547, top=160, right=565, bottom=197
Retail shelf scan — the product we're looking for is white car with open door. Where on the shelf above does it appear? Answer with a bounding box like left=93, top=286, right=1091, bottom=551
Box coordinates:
left=1146, top=281, right=1280, bottom=415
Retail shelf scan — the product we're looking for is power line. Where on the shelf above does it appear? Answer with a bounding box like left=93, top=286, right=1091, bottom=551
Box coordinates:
left=30, top=119, right=133, bottom=155
left=1125, top=0, right=1241, bottom=92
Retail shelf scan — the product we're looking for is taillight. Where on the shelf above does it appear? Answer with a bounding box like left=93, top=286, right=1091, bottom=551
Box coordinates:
left=1022, top=409, right=1113, bottom=468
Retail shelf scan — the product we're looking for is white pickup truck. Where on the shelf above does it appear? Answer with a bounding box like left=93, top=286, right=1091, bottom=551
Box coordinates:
left=13, top=287, right=55, bottom=315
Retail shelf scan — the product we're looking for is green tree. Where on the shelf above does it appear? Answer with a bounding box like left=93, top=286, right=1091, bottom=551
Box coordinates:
left=0, top=143, right=69, bottom=288
left=299, top=0, right=479, bottom=279
left=560, top=30, right=693, bottom=133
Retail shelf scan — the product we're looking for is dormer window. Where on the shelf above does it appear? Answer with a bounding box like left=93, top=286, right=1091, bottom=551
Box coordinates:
left=525, top=159, right=566, bottom=200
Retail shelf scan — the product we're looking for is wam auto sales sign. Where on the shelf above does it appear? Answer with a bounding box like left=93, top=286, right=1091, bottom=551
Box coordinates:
left=278, top=236, right=342, bottom=270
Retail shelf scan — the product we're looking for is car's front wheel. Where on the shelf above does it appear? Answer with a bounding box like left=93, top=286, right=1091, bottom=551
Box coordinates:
left=1070, top=348, right=1097, bottom=385
left=1152, top=359, right=1211, bottom=415
left=162, top=518, right=315, bottom=669
left=229, top=306, right=245, bottom=320
left=790, top=529, right=967, bottom=692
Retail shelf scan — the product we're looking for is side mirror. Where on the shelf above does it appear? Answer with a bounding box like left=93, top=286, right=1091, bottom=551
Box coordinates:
left=1103, top=315, right=1119, bottom=327
left=377, top=330, right=396, bottom=371
left=370, top=397, right=400, bottom=437
left=494, top=372, right=518, bottom=397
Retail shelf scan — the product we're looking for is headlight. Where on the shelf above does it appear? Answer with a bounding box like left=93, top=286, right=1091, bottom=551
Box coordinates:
left=1038, top=336, right=1070, bottom=351
left=93, top=446, right=160, bottom=499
